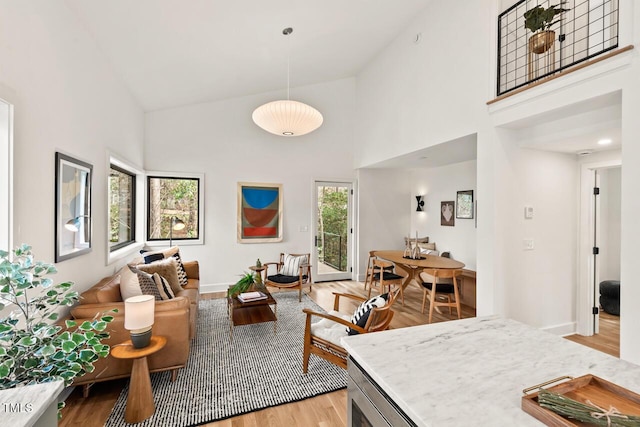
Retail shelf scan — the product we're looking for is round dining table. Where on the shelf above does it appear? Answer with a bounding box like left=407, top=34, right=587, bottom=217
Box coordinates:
left=374, top=250, right=465, bottom=290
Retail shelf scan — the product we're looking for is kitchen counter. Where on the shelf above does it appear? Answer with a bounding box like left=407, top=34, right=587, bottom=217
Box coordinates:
left=0, top=380, right=63, bottom=427
left=341, top=316, right=640, bottom=426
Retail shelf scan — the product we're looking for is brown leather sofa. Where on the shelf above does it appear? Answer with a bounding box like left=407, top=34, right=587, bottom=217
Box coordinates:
left=67, top=260, right=200, bottom=396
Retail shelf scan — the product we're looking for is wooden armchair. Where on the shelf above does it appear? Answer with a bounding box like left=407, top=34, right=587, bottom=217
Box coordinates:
left=302, top=290, right=397, bottom=373
left=264, top=253, right=312, bottom=302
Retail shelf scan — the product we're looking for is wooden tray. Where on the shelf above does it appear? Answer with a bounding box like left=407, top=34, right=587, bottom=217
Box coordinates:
left=522, top=374, right=640, bottom=426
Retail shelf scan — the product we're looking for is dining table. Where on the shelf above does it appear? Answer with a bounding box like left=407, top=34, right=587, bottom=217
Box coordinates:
left=374, top=250, right=465, bottom=290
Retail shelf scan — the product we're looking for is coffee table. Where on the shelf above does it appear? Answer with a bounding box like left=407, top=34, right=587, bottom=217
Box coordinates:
left=227, top=288, right=277, bottom=341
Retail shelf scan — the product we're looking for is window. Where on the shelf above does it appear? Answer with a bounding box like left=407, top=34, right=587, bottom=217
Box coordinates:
left=147, top=174, right=203, bottom=244
left=109, top=165, right=136, bottom=251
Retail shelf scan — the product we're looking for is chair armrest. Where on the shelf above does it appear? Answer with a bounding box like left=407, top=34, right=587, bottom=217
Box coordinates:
left=331, top=292, right=366, bottom=311
left=183, top=260, right=199, bottom=280
left=302, top=308, right=366, bottom=334
left=263, top=262, right=281, bottom=275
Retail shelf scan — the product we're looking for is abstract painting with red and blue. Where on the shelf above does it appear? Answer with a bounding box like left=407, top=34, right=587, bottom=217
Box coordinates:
left=237, top=182, right=283, bottom=243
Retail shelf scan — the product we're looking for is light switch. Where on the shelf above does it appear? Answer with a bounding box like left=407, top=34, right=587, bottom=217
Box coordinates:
left=523, top=239, right=534, bottom=250
left=299, top=225, right=309, bottom=232
left=524, top=206, right=534, bottom=219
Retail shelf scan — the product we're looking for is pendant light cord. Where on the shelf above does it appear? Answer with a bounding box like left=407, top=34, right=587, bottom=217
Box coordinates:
left=283, top=27, right=293, bottom=101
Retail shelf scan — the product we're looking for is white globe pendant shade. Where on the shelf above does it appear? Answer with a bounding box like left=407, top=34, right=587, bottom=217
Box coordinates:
left=252, top=99, right=323, bottom=137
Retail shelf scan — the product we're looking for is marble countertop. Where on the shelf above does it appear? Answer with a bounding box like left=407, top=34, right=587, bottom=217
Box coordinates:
left=342, top=316, right=640, bottom=427
left=0, top=380, right=63, bottom=426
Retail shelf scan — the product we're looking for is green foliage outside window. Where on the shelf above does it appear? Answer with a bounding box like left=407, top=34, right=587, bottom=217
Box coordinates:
left=147, top=177, right=200, bottom=241
left=317, top=187, right=348, bottom=271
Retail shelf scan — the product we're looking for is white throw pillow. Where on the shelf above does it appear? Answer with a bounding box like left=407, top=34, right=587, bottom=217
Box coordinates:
left=119, top=265, right=142, bottom=300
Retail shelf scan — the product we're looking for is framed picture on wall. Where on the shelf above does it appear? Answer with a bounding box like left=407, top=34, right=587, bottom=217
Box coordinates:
left=55, top=152, right=92, bottom=262
left=237, top=182, right=283, bottom=243
left=456, top=190, right=474, bottom=219
left=441, top=201, right=455, bottom=227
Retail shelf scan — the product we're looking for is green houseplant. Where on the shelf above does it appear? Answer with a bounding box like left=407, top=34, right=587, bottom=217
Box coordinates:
left=0, top=244, right=114, bottom=412
left=523, top=2, right=571, bottom=54
left=227, top=272, right=257, bottom=297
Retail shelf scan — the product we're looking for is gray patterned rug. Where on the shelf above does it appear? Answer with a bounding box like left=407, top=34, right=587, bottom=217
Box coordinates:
left=106, top=292, right=347, bottom=427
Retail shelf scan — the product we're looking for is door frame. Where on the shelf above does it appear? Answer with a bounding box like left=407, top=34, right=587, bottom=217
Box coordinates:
left=576, top=158, right=621, bottom=336
left=311, top=179, right=356, bottom=282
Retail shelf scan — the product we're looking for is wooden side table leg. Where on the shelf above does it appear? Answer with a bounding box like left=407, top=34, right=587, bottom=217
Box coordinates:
left=125, top=356, right=155, bottom=423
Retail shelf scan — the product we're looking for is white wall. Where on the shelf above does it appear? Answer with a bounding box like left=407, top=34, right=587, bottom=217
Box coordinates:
left=355, top=168, right=410, bottom=280
left=410, top=160, right=477, bottom=270
left=0, top=2, right=144, bottom=291
left=598, top=167, right=621, bottom=282
left=145, top=78, right=356, bottom=288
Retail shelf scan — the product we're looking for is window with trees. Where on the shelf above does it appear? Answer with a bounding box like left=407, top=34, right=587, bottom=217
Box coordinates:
left=109, top=165, right=136, bottom=251
left=147, top=175, right=201, bottom=243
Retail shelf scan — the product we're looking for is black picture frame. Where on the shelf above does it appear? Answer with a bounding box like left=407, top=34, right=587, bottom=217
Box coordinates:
left=55, top=152, right=92, bottom=262
left=456, top=190, right=474, bottom=219
left=441, top=201, right=455, bottom=227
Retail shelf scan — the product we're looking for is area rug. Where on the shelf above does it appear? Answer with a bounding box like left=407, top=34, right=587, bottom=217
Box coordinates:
left=106, top=292, right=347, bottom=427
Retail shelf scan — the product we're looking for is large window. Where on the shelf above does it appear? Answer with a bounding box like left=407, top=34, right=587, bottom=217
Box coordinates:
left=109, top=165, right=136, bottom=251
left=147, top=175, right=202, bottom=244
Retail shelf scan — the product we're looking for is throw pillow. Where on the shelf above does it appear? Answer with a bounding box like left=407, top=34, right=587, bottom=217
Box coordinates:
left=280, top=254, right=306, bottom=276
left=135, top=257, right=182, bottom=295
left=347, top=293, right=389, bottom=336
left=153, top=273, right=175, bottom=300
left=140, top=246, right=189, bottom=287
left=119, top=264, right=142, bottom=300
left=129, top=265, right=162, bottom=301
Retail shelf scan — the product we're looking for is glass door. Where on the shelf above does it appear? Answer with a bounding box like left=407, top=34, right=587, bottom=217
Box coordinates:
left=312, top=181, right=353, bottom=282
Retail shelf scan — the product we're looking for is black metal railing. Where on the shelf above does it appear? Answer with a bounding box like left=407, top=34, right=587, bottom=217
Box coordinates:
left=497, top=0, right=619, bottom=97
left=322, top=232, right=346, bottom=271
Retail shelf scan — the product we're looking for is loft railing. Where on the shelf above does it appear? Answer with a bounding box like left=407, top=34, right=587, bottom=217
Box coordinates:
left=497, top=0, right=619, bottom=97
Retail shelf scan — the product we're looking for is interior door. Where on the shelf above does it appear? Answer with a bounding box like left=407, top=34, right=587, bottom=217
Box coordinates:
left=312, top=181, right=353, bottom=282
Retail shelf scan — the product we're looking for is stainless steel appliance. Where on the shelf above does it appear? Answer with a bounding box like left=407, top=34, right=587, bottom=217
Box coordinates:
left=347, top=357, right=416, bottom=427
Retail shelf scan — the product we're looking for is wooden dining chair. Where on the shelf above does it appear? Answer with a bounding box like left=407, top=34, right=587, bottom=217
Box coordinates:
left=302, top=290, right=397, bottom=372
left=420, top=268, right=463, bottom=323
left=368, top=259, right=406, bottom=306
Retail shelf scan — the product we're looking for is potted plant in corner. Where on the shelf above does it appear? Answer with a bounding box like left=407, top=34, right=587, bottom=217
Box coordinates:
left=227, top=271, right=257, bottom=298
left=0, top=244, right=115, bottom=417
left=524, top=2, right=571, bottom=54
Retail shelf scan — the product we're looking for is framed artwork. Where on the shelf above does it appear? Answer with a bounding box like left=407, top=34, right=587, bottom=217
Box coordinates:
left=237, top=182, right=283, bottom=243
left=456, top=190, right=474, bottom=219
left=441, top=201, right=455, bottom=227
left=55, top=152, right=92, bottom=262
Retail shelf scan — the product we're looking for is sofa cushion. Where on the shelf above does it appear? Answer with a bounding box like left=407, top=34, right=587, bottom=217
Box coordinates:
left=129, top=265, right=163, bottom=300
left=119, top=263, right=142, bottom=301
left=311, top=310, right=351, bottom=347
left=80, top=275, right=122, bottom=304
left=135, top=257, right=182, bottom=295
left=141, top=246, right=188, bottom=287
left=153, top=273, right=175, bottom=300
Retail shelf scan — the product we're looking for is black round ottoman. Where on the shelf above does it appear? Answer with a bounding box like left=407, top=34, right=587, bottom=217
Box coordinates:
left=599, top=280, right=620, bottom=316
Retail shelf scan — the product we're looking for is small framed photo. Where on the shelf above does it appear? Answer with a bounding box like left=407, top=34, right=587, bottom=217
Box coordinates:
left=441, top=201, right=455, bottom=227
left=456, top=190, right=474, bottom=219
left=55, top=152, right=92, bottom=262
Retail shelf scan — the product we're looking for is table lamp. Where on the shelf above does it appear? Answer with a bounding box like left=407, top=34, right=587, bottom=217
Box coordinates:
left=124, top=295, right=155, bottom=348
left=169, top=216, right=185, bottom=247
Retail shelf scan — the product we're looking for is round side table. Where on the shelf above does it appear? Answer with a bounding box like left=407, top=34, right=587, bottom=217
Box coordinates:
left=249, top=265, right=267, bottom=284
left=111, top=335, right=167, bottom=423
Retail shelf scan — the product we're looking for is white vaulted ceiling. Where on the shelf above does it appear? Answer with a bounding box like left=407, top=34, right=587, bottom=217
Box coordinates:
left=66, top=0, right=432, bottom=111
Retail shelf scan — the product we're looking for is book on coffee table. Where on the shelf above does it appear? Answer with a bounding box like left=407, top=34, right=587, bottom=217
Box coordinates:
left=237, top=291, right=267, bottom=302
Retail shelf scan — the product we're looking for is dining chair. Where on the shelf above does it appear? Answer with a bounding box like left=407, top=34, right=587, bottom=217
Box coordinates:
left=263, top=253, right=312, bottom=302
left=302, top=290, right=397, bottom=372
left=419, top=268, right=463, bottom=323
left=368, top=258, right=406, bottom=306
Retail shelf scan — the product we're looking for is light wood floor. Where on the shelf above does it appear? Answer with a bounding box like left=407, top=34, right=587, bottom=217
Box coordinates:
left=59, top=280, right=619, bottom=427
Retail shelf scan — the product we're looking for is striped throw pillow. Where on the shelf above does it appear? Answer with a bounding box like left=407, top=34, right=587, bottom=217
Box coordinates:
left=280, top=254, right=306, bottom=276
left=347, top=293, right=389, bottom=335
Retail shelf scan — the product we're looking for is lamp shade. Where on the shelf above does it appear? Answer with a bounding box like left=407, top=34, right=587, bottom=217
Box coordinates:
left=172, top=217, right=186, bottom=231
left=252, top=100, right=323, bottom=137
left=124, top=295, right=155, bottom=332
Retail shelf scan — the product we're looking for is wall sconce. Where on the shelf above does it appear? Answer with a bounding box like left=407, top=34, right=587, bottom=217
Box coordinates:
left=169, top=216, right=186, bottom=247
left=124, top=295, right=155, bottom=348
left=416, top=195, right=425, bottom=212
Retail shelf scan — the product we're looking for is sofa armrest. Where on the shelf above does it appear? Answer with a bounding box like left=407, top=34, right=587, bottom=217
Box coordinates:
left=183, top=260, right=199, bottom=280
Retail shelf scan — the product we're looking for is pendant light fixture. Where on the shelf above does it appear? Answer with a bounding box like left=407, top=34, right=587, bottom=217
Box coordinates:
left=252, top=27, right=323, bottom=137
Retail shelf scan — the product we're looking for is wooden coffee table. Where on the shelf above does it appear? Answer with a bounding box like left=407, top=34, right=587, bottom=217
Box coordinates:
left=227, top=288, right=277, bottom=341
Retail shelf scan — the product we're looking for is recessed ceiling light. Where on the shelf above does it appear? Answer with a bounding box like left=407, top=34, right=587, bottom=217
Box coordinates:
left=598, top=138, right=612, bottom=145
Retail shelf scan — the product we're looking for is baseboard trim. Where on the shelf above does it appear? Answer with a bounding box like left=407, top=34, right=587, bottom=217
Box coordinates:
left=541, top=322, right=576, bottom=337
left=200, top=283, right=232, bottom=294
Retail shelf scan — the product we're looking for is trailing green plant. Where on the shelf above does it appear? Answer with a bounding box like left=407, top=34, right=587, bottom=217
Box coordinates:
left=524, top=2, right=571, bottom=33
left=227, top=272, right=256, bottom=297
left=0, top=244, right=115, bottom=392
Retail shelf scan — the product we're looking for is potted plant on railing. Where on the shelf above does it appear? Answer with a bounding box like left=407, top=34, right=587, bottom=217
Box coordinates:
left=0, top=244, right=115, bottom=418
left=524, top=2, right=571, bottom=54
